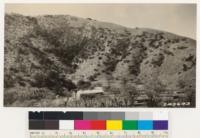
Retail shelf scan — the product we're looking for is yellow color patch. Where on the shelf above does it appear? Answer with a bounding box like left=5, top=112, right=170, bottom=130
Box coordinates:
left=106, top=120, right=122, bottom=130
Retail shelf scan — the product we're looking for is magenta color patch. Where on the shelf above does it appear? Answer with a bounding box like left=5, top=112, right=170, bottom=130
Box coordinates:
left=74, top=120, right=91, bottom=130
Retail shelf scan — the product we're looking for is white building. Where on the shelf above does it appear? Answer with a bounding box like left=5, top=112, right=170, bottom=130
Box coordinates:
left=76, top=87, right=104, bottom=100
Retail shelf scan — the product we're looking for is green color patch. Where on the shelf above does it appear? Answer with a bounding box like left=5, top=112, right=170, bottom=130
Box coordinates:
left=123, top=120, right=138, bottom=130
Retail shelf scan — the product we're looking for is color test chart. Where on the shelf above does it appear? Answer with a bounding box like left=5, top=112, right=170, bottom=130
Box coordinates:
left=29, top=111, right=169, bottom=138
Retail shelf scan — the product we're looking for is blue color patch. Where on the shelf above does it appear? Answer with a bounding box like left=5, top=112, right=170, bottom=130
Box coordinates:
left=138, top=120, right=153, bottom=130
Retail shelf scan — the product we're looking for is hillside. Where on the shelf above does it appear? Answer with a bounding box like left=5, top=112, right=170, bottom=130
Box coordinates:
left=4, top=13, right=196, bottom=107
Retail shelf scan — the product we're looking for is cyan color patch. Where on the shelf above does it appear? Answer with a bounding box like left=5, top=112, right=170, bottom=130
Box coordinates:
left=138, top=120, right=153, bottom=130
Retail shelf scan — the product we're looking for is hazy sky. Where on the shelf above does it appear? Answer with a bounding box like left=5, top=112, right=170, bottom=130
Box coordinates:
left=5, top=4, right=196, bottom=39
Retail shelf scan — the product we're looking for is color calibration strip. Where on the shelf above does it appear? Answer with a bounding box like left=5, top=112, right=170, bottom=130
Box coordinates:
left=29, top=111, right=168, bottom=131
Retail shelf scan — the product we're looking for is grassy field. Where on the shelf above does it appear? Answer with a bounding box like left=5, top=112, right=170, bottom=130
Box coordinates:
left=4, top=88, right=195, bottom=107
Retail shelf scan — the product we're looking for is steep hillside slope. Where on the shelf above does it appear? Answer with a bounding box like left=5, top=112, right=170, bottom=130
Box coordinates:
left=4, top=13, right=196, bottom=107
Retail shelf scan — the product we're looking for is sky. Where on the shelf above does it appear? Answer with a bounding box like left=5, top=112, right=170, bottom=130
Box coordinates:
left=5, top=4, right=196, bottom=39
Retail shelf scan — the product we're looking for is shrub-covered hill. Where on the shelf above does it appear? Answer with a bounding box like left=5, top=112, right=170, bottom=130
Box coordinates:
left=4, top=13, right=196, bottom=107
